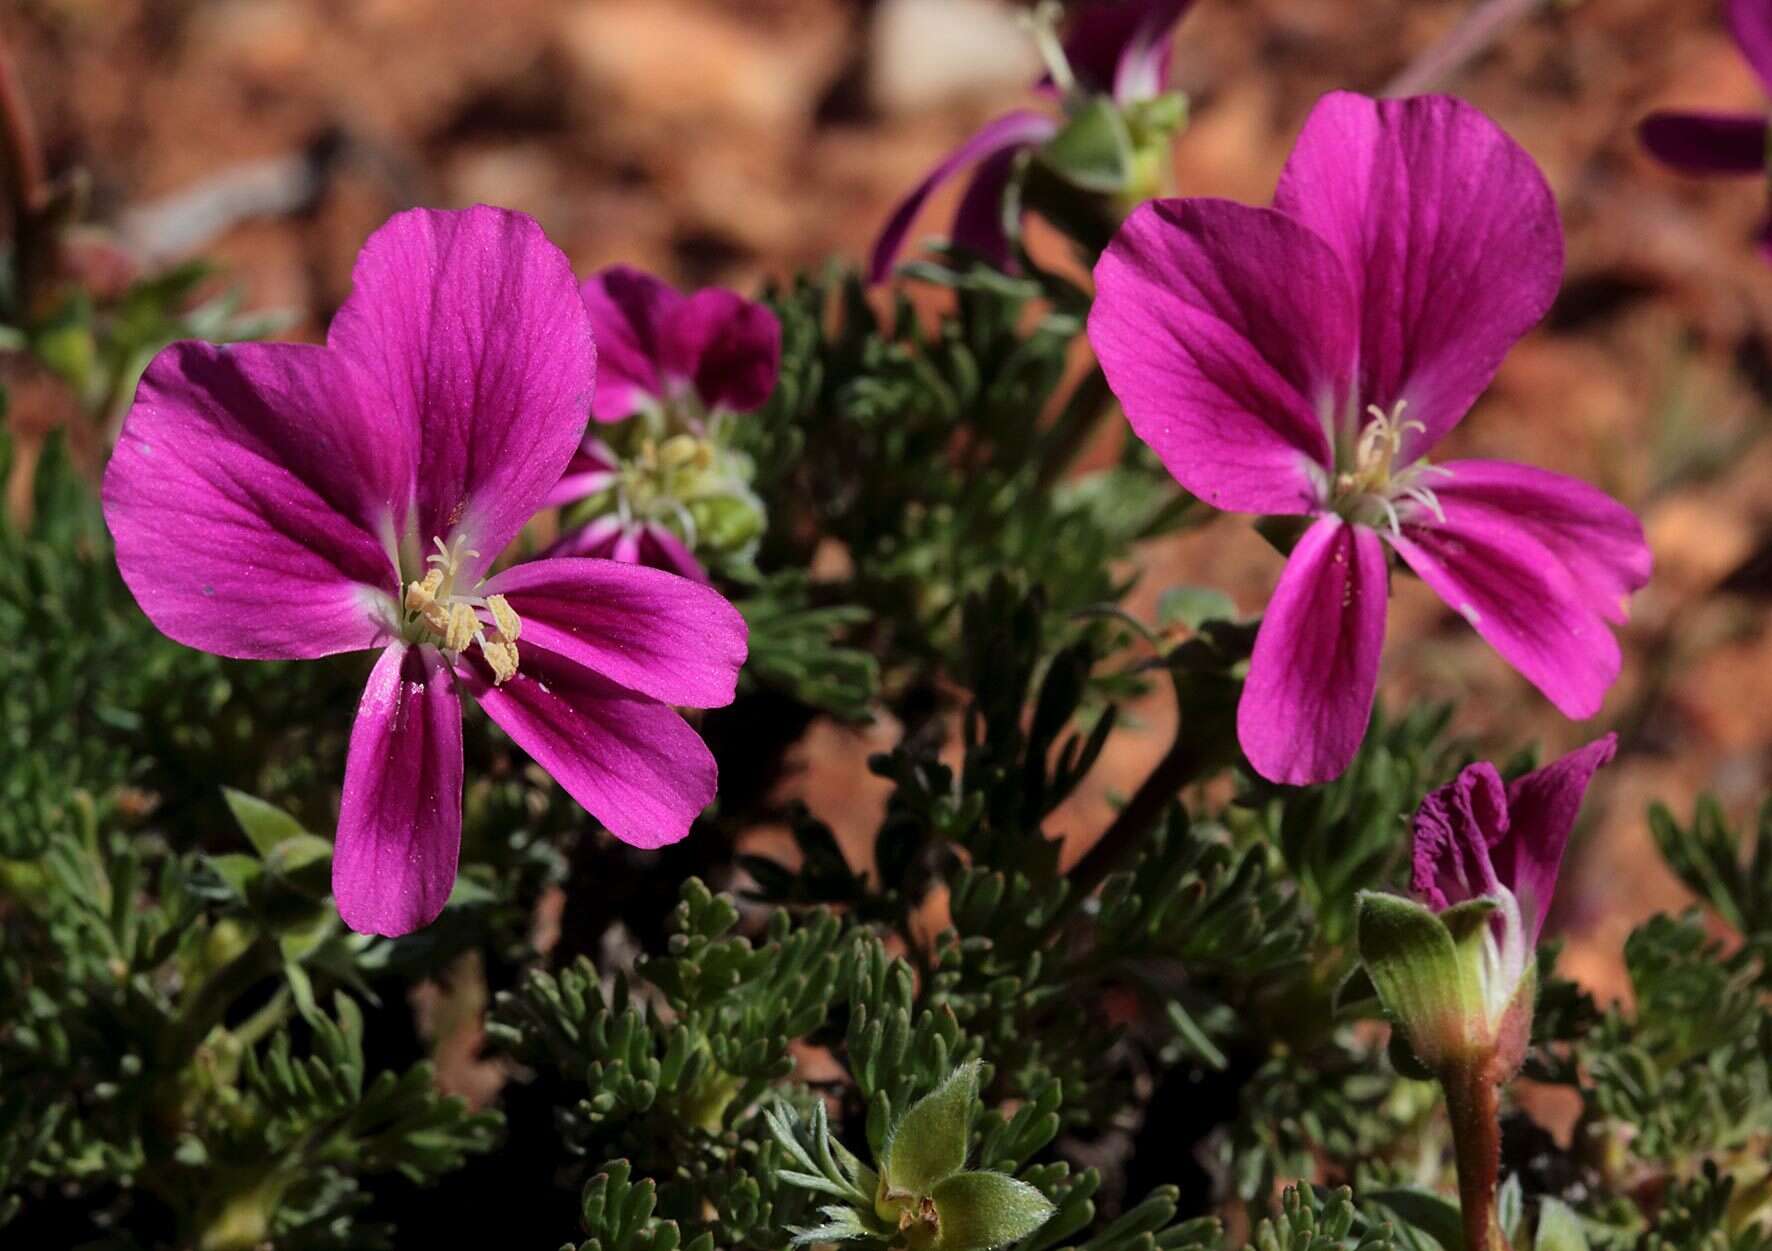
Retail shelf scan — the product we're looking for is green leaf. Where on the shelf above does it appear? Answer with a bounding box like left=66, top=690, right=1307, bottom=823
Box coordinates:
left=1368, top=1186, right=1464, bottom=1251
left=885, top=1060, right=980, bottom=1196
left=224, top=788, right=312, bottom=856
left=1533, top=1199, right=1589, bottom=1251
left=930, top=1171, right=1055, bottom=1251
left=1157, top=586, right=1237, bottom=632
left=1356, top=891, right=1482, bottom=1071
left=1037, top=99, right=1133, bottom=193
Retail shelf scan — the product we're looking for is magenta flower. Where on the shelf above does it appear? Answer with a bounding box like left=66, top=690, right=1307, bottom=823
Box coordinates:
left=576, top=265, right=781, bottom=426
left=1089, top=92, right=1652, bottom=785
left=545, top=266, right=779, bottom=582
left=868, top=0, right=1193, bottom=282
left=544, top=436, right=708, bottom=582
left=1640, top=0, right=1772, bottom=254
left=102, top=207, right=749, bottom=937
left=1411, top=734, right=1617, bottom=1022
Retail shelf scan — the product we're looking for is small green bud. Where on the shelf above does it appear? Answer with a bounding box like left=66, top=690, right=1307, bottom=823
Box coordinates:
left=1355, top=891, right=1492, bottom=1073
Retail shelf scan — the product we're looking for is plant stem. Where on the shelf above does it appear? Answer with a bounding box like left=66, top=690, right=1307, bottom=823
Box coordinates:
left=1062, top=728, right=1207, bottom=905
left=1382, top=0, right=1547, bottom=97
left=1442, top=1060, right=1509, bottom=1251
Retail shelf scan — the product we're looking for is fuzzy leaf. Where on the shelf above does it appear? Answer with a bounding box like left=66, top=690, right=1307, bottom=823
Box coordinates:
left=931, top=1171, right=1055, bottom=1251
left=885, top=1061, right=980, bottom=1196
left=1533, top=1199, right=1588, bottom=1251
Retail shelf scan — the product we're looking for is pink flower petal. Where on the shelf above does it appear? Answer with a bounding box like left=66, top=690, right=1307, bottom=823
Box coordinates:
left=951, top=145, right=1025, bottom=272
left=1730, top=0, right=1772, bottom=93
left=1433, top=460, right=1652, bottom=624
left=465, top=648, right=718, bottom=850
left=327, top=206, right=595, bottom=571
left=1238, top=516, right=1389, bottom=784
left=1061, top=0, right=1193, bottom=102
left=482, top=556, right=747, bottom=707
left=1494, top=734, right=1616, bottom=946
left=1640, top=110, right=1769, bottom=174
left=1387, top=503, right=1621, bottom=720
left=1272, top=92, right=1563, bottom=461
left=102, top=341, right=401, bottom=660
left=543, top=436, right=621, bottom=508
left=659, top=289, right=782, bottom=414
left=581, top=266, right=684, bottom=421
left=1411, top=761, right=1509, bottom=911
left=1089, top=197, right=1353, bottom=514
left=333, top=644, right=464, bottom=936
left=868, top=110, right=1059, bottom=283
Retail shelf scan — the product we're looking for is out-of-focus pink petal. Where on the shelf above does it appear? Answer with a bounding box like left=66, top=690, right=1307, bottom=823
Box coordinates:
left=1387, top=503, right=1620, bottom=720
left=951, top=146, right=1023, bottom=271
left=1410, top=761, right=1509, bottom=911
left=581, top=266, right=682, bottom=421
left=543, top=437, right=621, bottom=508
left=465, top=649, right=718, bottom=850
left=1494, top=734, right=1616, bottom=945
left=1238, top=516, right=1389, bottom=784
left=1639, top=110, right=1769, bottom=174
left=1433, top=460, right=1652, bottom=624
left=868, top=110, right=1059, bottom=283
left=102, top=341, right=401, bottom=660
left=1729, top=0, right=1772, bottom=92
left=1089, top=197, right=1353, bottom=513
left=327, top=206, right=595, bottom=571
left=333, top=644, right=464, bottom=937
left=1061, top=0, right=1193, bottom=101
left=482, top=556, right=747, bottom=707
left=660, top=290, right=782, bottom=413
left=541, top=517, right=709, bottom=582
left=1273, top=92, right=1563, bottom=460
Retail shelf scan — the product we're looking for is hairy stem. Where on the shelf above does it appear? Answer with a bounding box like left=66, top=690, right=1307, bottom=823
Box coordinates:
left=1442, top=1060, right=1509, bottom=1251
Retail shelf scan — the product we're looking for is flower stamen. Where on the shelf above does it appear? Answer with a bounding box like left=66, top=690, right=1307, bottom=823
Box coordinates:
left=402, top=537, right=524, bottom=684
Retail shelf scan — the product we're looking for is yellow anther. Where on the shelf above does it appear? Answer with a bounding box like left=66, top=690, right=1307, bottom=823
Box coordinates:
left=444, top=601, right=479, bottom=653
left=486, top=593, right=522, bottom=643
left=659, top=433, right=701, bottom=469
left=404, top=568, right=444, bottom=614
left=481, top=638, right=519, bottom=684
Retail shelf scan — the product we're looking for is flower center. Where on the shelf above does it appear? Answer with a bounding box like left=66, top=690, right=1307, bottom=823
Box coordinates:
left=401, top=536, right=522, bottom=684
left=1329, top=400, right=1450, bottom=534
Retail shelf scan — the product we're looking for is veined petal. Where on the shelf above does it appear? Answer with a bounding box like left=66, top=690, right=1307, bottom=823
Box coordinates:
left=1639, top=110, right=1769, bottom=174
left=659, top=289, right=782, bottom=414
left=868, top=110, right=1059, bottom=283
left=482, top=556, right=747, bottom=707
left=1730, top=0, right=1772, bottom=93
left=1273, top=92, right=1563, bottom=460
left=328, top=206, right=595, bottom=573
left=465, top=648, right=718, bottom=850
left=333, top=644, right=464, bottom=936
left=1089, top=197, right=1352, bottom=513
left=540, top=517, right=709, bottom=582
left=102, top=341, right=401, bottom=660
left=1238, top=516, right=1389, bottom=784
left=582, top=266, right=684, bottom=421
left=1494, top=734, right=1617, bottom=946
left=1433, top=460, right=1652, bottom=624
left=1387, top=503, right=1621, bottom=720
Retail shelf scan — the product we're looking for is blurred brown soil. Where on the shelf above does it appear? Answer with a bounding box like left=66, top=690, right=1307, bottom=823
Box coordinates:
left=11, top=0, right=1772, bottom=1007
